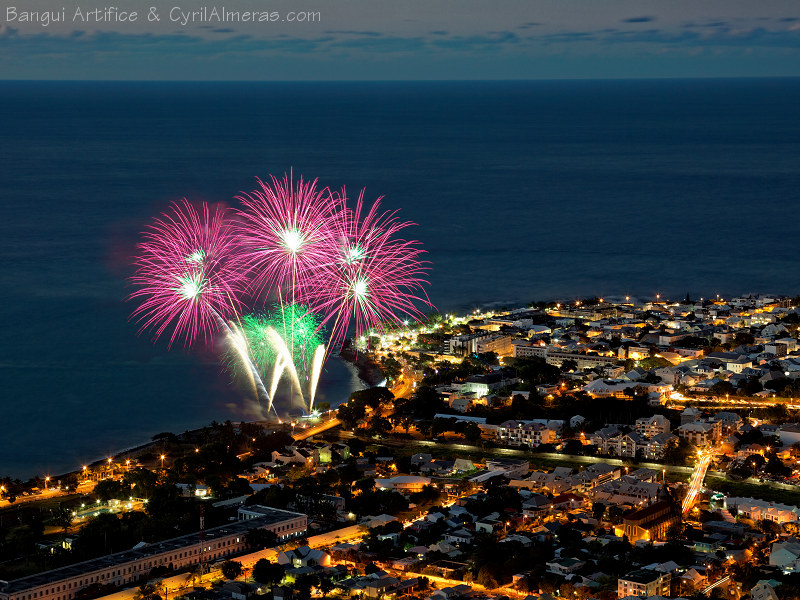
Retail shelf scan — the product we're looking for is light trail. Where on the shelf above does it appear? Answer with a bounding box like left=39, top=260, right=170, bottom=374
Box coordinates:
left=308, top=344, right=325, bottom=412
left=682, top=451, right=713, bottom=514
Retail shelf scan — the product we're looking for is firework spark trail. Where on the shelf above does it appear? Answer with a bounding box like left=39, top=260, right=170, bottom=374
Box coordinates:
left=226, top=322, right=256, bottom=393
left=268, top=355, right=286, bottom=413
left=308, top=344, right=326, bottom=412
left=225, top=320, right=272, bottom=415
left=241, top=305, right=323, bottom=381
left=307, top=188, right=432, bottom=350
left=266, top=326, right=304, bottom=407
left=129, top=199, right=246, bottom=347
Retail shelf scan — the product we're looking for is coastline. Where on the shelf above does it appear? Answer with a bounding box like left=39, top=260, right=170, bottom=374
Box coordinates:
left=2, top=352, right=378, bottom=484
left=337, top=347, right=386, bottom=387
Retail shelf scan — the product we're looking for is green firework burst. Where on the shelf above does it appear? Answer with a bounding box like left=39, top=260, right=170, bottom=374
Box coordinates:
left=241, top=303, right=324, bottom=381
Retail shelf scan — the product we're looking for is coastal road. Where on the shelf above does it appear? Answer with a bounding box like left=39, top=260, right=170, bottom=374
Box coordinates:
left=293, top=414, right=341, bottom=441
left=292, top=371, right=415, bottom=442
left=0, top=480, right=95, bottom=509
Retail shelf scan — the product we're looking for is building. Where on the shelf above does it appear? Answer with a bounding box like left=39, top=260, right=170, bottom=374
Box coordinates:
left=545, top=350, right=618, bottom=369
left=621, top=498, right=681, bottom=542
left=460, top=370, right=518, bottom=397
left=497, top=420, right=559, bottom=448
left=0, top=507, right=307, bottom=600
left=617, top=569, right=671, bottom=598
left=635, top=415, right=671, bottom=437
left=677, top=420, right=721, bottom=446
left=751, top=580, right=781, bottom=600
left=446, top=332, right=493, bottom=356
left=511, top=342, right=547, bottom=360
left=681, top=407, right=702, bottom=425
left=726, top=497, right=800, bottom=524
left=546, top=558, right=585, bottom=576
left=484, top=458, right=530, bottom=479
left=475, top=334, right=516, bottom=357
left=374, top=476, right=431, bottom=494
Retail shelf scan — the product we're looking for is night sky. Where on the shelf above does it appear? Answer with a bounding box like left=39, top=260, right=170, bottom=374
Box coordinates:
left=0, top=0, right=798, bottom=79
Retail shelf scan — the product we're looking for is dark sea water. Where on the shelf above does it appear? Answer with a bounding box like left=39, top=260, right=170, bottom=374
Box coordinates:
left=1, top=79, right=799, bottom=479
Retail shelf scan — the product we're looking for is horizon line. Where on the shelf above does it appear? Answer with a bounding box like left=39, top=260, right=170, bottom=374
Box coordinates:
left=2, top=75, right=800, bottom=83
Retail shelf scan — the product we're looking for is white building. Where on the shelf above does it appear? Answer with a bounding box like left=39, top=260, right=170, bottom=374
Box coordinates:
left=635, top=415, right=671, bottom=437
left=617, top=569, right=670, bottom=598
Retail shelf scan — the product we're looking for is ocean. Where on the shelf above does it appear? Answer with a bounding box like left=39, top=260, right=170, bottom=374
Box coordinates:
left=1, top=78, right=799, bottom=479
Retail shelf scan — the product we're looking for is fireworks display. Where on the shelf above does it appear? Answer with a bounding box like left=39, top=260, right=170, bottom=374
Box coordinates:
left=234, top=172, right=340, bottom=302
left=129, top=199, right=245, bottom=347
left=128, top=173, right=433, bottom=417
left=309, top=188, right=431, bottom=349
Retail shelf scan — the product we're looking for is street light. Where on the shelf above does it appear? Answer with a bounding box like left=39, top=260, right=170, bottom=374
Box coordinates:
left=160, top=455, right=166, bottom=470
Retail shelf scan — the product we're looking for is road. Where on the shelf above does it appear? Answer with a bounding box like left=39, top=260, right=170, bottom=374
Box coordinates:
left=0, top=481, right=95, bottom=509
left=682, top=451, right=714, bottom=514
left=701, top=575, right=730, bottom=596
left=293, top=416, right=341, bottom=441
left=292, top=371, right=416, bottom=442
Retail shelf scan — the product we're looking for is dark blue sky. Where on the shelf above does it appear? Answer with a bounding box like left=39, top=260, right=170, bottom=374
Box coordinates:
left=1, top=0, right=799, bottom=79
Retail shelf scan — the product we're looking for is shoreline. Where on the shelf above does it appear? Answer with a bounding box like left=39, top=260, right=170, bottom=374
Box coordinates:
left=338, top=347, right=386, bottom=387
left=3, top=352, right=379, bottom=485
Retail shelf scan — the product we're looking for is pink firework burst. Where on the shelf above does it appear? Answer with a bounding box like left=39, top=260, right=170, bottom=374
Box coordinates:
left=129, top=199, right=246, bottom=348
left=309, top=188, right=432, bottom=349
left=235, top=172, right=340, bottom=302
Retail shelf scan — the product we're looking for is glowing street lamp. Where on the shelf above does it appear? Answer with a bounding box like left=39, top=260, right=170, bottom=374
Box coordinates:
left=160, top=455, right=166, bottom=470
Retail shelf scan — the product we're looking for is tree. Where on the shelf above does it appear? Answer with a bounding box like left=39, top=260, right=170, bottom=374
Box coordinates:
left=185, top=565, right=202, bottom=587
left=221, top=560, right=243, bottom=580
left=561, top=359, right=578, bottom=373
left=294, top=573, right=320, bottom=599
left=52, top=504, right=73, bottom=536
left=252, top=558, right=284, bottom=586
left=758, top=519, right=781, bottom=536
left=133, top=582, right=163, bottom=600
left=94, top=478, right=125, bottom=502
left=591, top=502, right=606, bottom=522
left=464, top=422, right=482, bottom=444
left=318, top=575, right=335, bottom=598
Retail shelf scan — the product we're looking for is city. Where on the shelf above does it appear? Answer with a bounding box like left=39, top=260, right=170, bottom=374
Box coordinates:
left=3, top=293, right=800, bottom=600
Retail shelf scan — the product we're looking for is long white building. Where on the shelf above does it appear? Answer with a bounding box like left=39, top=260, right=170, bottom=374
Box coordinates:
left=0, top=506, right=306, bottom=600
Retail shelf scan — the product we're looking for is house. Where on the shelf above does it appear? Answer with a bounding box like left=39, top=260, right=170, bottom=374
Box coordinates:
left=277, top=546, right=331, bottom=568
left=364, top=577, right=400, bottom=599
left=545, top=558, right=585, bottom=575
left=751, top=579, right=782, bottom=600
left=727, top=497, right=800, bottom=524
left=429, top=585, right=472, bottom=600
left=713, top=411, right=743, bottom=433
left=461, top=369, right=518, bottom=396
left=443, top=529, right=473, bottom=545
left=272, top=446, right=318, bottom=466
left=645, top=433, right=679, bottom=459
left=570, top=415, right=586, bottom=428
left=680, top=407, right=702, bottom=425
